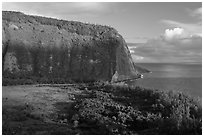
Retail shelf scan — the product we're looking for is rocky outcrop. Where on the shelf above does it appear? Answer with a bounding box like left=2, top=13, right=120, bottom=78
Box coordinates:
left=133, top=63, right=151, bottom=74
left=2, top=11, right=140, bottom=82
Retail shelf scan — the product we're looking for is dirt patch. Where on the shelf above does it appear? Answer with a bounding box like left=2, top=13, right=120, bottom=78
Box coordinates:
left=2, top=85, right=82, bottom=135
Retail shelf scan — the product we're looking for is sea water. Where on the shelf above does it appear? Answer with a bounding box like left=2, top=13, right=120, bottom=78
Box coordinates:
left=130, top=63, right=202, bottom=98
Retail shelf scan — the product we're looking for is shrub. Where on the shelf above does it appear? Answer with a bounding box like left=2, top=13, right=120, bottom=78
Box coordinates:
left=71, top=83, right=202, bottom=135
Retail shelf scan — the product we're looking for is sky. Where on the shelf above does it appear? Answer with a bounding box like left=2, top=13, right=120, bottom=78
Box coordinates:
left=2, top=2, right=202, bottom=63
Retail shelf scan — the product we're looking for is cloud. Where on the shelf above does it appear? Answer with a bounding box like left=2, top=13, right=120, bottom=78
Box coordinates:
left=193, top=7, right=202, bottom=15
left=161, top=7, right=202, bottom=37
left=129, top=28, right=202, bottom=63
left=161, top=20, right=201, bottom=37
left=72, top=2, right=105, bottom=12
left=164, top=27, right=189, bottom=41
left=2, top=2, right=113, bottom=19
left=190, top=7, right=202, bottom=19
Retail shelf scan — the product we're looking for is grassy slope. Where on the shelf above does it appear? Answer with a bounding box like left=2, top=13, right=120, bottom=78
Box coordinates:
left=2, top=85, right=82, bottom=135
left=2, top=83, right=202, bottom=135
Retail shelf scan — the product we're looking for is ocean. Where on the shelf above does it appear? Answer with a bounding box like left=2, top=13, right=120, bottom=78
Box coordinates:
left=130, top=63, right=202, bottom=98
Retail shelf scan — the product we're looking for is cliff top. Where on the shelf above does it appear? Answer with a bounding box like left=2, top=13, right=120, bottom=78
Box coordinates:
left=3, top=11, right=118, bottom=38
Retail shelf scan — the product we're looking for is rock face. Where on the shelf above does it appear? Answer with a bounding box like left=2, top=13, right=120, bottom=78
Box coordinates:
left=2, top=11, right=140, bottom=82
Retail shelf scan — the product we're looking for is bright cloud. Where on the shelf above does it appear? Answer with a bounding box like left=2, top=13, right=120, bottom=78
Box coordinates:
left=164, top=28, right=189, bottom=41
left=161, top=20, right=201, bottom=37
left=161, top=7, right=202, bottom=37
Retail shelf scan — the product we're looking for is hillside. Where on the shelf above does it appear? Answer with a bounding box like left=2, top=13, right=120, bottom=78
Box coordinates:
left=2, top=11, right=147, bottom=83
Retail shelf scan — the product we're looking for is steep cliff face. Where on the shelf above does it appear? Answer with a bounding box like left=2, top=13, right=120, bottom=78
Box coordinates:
left=2, top=11, right=140, bottom=82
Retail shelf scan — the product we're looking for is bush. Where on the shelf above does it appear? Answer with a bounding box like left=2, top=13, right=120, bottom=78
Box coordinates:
left=70, top=82, right=202, bottom=135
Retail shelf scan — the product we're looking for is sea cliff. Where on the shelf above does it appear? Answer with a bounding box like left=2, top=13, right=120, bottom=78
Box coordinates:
left=3, top=11, right=143, bottom=82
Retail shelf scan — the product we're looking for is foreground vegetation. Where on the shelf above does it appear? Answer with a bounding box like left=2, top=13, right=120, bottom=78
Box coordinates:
left=2, top=82, right=202, bottom=135
left=70, top=82, right=202, bottom=135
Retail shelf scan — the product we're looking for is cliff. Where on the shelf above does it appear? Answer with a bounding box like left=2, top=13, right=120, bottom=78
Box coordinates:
left=2, top=11, right=141, bottom=82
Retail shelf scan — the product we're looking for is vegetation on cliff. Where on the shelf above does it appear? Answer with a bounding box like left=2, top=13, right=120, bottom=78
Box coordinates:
left=3, top=11, right=118, bottom=37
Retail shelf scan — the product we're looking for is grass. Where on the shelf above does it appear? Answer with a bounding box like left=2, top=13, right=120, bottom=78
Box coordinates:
left=2, top=77, right=74, bottom=86
left=2, top=81, right=202, bottom=135
left=2, top=104, right=79, bottom=135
